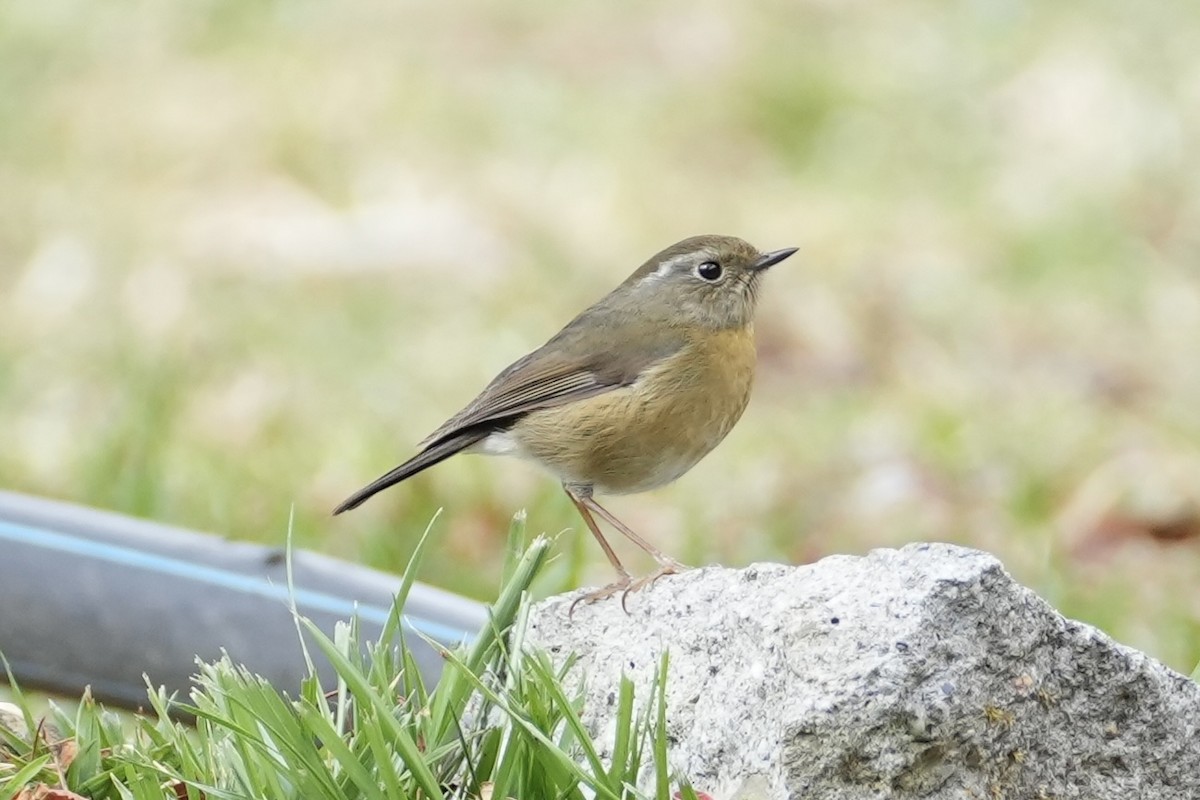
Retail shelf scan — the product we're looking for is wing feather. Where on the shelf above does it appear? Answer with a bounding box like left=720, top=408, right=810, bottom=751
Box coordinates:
left=419, top=316, right=686, bottom=449
left=334, top=307, right=688, bottom=515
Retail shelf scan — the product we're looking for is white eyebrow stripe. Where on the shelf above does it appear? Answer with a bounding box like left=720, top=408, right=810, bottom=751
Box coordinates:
left=638, top=251, right=708, bottom=287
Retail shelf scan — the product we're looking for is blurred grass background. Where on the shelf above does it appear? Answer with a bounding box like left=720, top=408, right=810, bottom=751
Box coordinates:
left=1, top=0, right=1198, bottom=670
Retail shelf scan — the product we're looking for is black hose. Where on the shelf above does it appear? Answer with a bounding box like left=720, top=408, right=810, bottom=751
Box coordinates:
left=0, top=490, right=487, bottom=710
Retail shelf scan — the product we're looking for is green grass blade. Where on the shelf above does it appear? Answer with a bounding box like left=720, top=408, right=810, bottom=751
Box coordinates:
left=360, top=709, right=412, bottom=800
left=501, top=510, right=528, bottom=587
left=381, top=508, right=444, bottom=649
left=428, top=640, right=622, bottom=800
left=296, top=710, right=387, bottom=800
left=653, top=652, right=670, bottom=800
left=0, top=655, right=37, bottom=742
left=282, top=505, right=320, bottom=683
left=429, top=534, right=549, bottom=745
left=607, top=675, right=635, bottom=786
left=1, top=755, right=52, bottom=799
left=524, top=652, right=608, bottom=783
left=300, top=616, right=444, bottom=799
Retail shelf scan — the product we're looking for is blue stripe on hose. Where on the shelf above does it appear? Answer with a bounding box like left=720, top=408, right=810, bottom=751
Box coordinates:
left=0, top=519, right=472, bottom=646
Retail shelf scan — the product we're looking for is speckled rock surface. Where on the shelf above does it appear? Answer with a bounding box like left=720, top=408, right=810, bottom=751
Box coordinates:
left=526, top=543, right=1200, bottom=799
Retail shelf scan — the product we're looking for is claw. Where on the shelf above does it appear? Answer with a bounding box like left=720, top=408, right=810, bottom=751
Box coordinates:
left=569, top=575, right=633, bottom=618
left=569, top=561, right=691, bottom=617
left=619, top=561, right=685, bottom=611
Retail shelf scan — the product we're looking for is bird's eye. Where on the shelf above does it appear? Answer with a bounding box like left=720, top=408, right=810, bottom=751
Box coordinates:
left=696, top=261, right=723, bottom=281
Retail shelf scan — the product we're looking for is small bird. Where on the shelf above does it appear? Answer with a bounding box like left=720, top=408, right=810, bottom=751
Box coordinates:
left=335, top=234, right=796, bottom=605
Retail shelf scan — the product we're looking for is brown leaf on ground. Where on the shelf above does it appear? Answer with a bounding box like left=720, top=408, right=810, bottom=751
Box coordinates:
left=1070, top=511, right=1200, bottom=560
left=51, top=739, right=77, bottom=772
left=171, top=780, right=206, bottom=800
left=1057, top=448, right=1200, bottom=561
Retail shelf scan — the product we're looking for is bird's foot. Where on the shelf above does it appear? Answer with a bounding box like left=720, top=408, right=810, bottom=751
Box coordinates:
left=569, top=575, right=633, bottom=617
left=568, top=560, right=692, bottom=617
left=619, top=560, right=687, bottom=610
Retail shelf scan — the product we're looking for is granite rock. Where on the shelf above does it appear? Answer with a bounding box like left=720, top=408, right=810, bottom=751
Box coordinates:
left=526, top=543, right=1200, bottom=799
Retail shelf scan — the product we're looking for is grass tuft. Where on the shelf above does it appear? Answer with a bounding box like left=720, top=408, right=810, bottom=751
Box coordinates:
left=1, top=516, right=683, bottom=799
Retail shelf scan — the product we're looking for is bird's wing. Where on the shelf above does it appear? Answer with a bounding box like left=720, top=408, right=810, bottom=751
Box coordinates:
left=418, top=314, right=686, bottom=449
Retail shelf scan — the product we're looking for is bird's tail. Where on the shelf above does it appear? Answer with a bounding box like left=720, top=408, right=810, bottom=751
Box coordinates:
left=332, top=430, right=489, bottom=515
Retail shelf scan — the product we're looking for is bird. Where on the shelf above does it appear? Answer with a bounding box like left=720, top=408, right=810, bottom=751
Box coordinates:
left=335, top=234, right=796, bottom=606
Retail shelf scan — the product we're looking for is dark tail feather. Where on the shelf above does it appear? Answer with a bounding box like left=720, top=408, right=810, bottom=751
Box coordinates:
left=333, top=430, right=489, bottom=515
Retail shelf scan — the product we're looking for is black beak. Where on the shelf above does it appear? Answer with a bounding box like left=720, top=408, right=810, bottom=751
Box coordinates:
left=751, top=247, right=798, bottom=272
